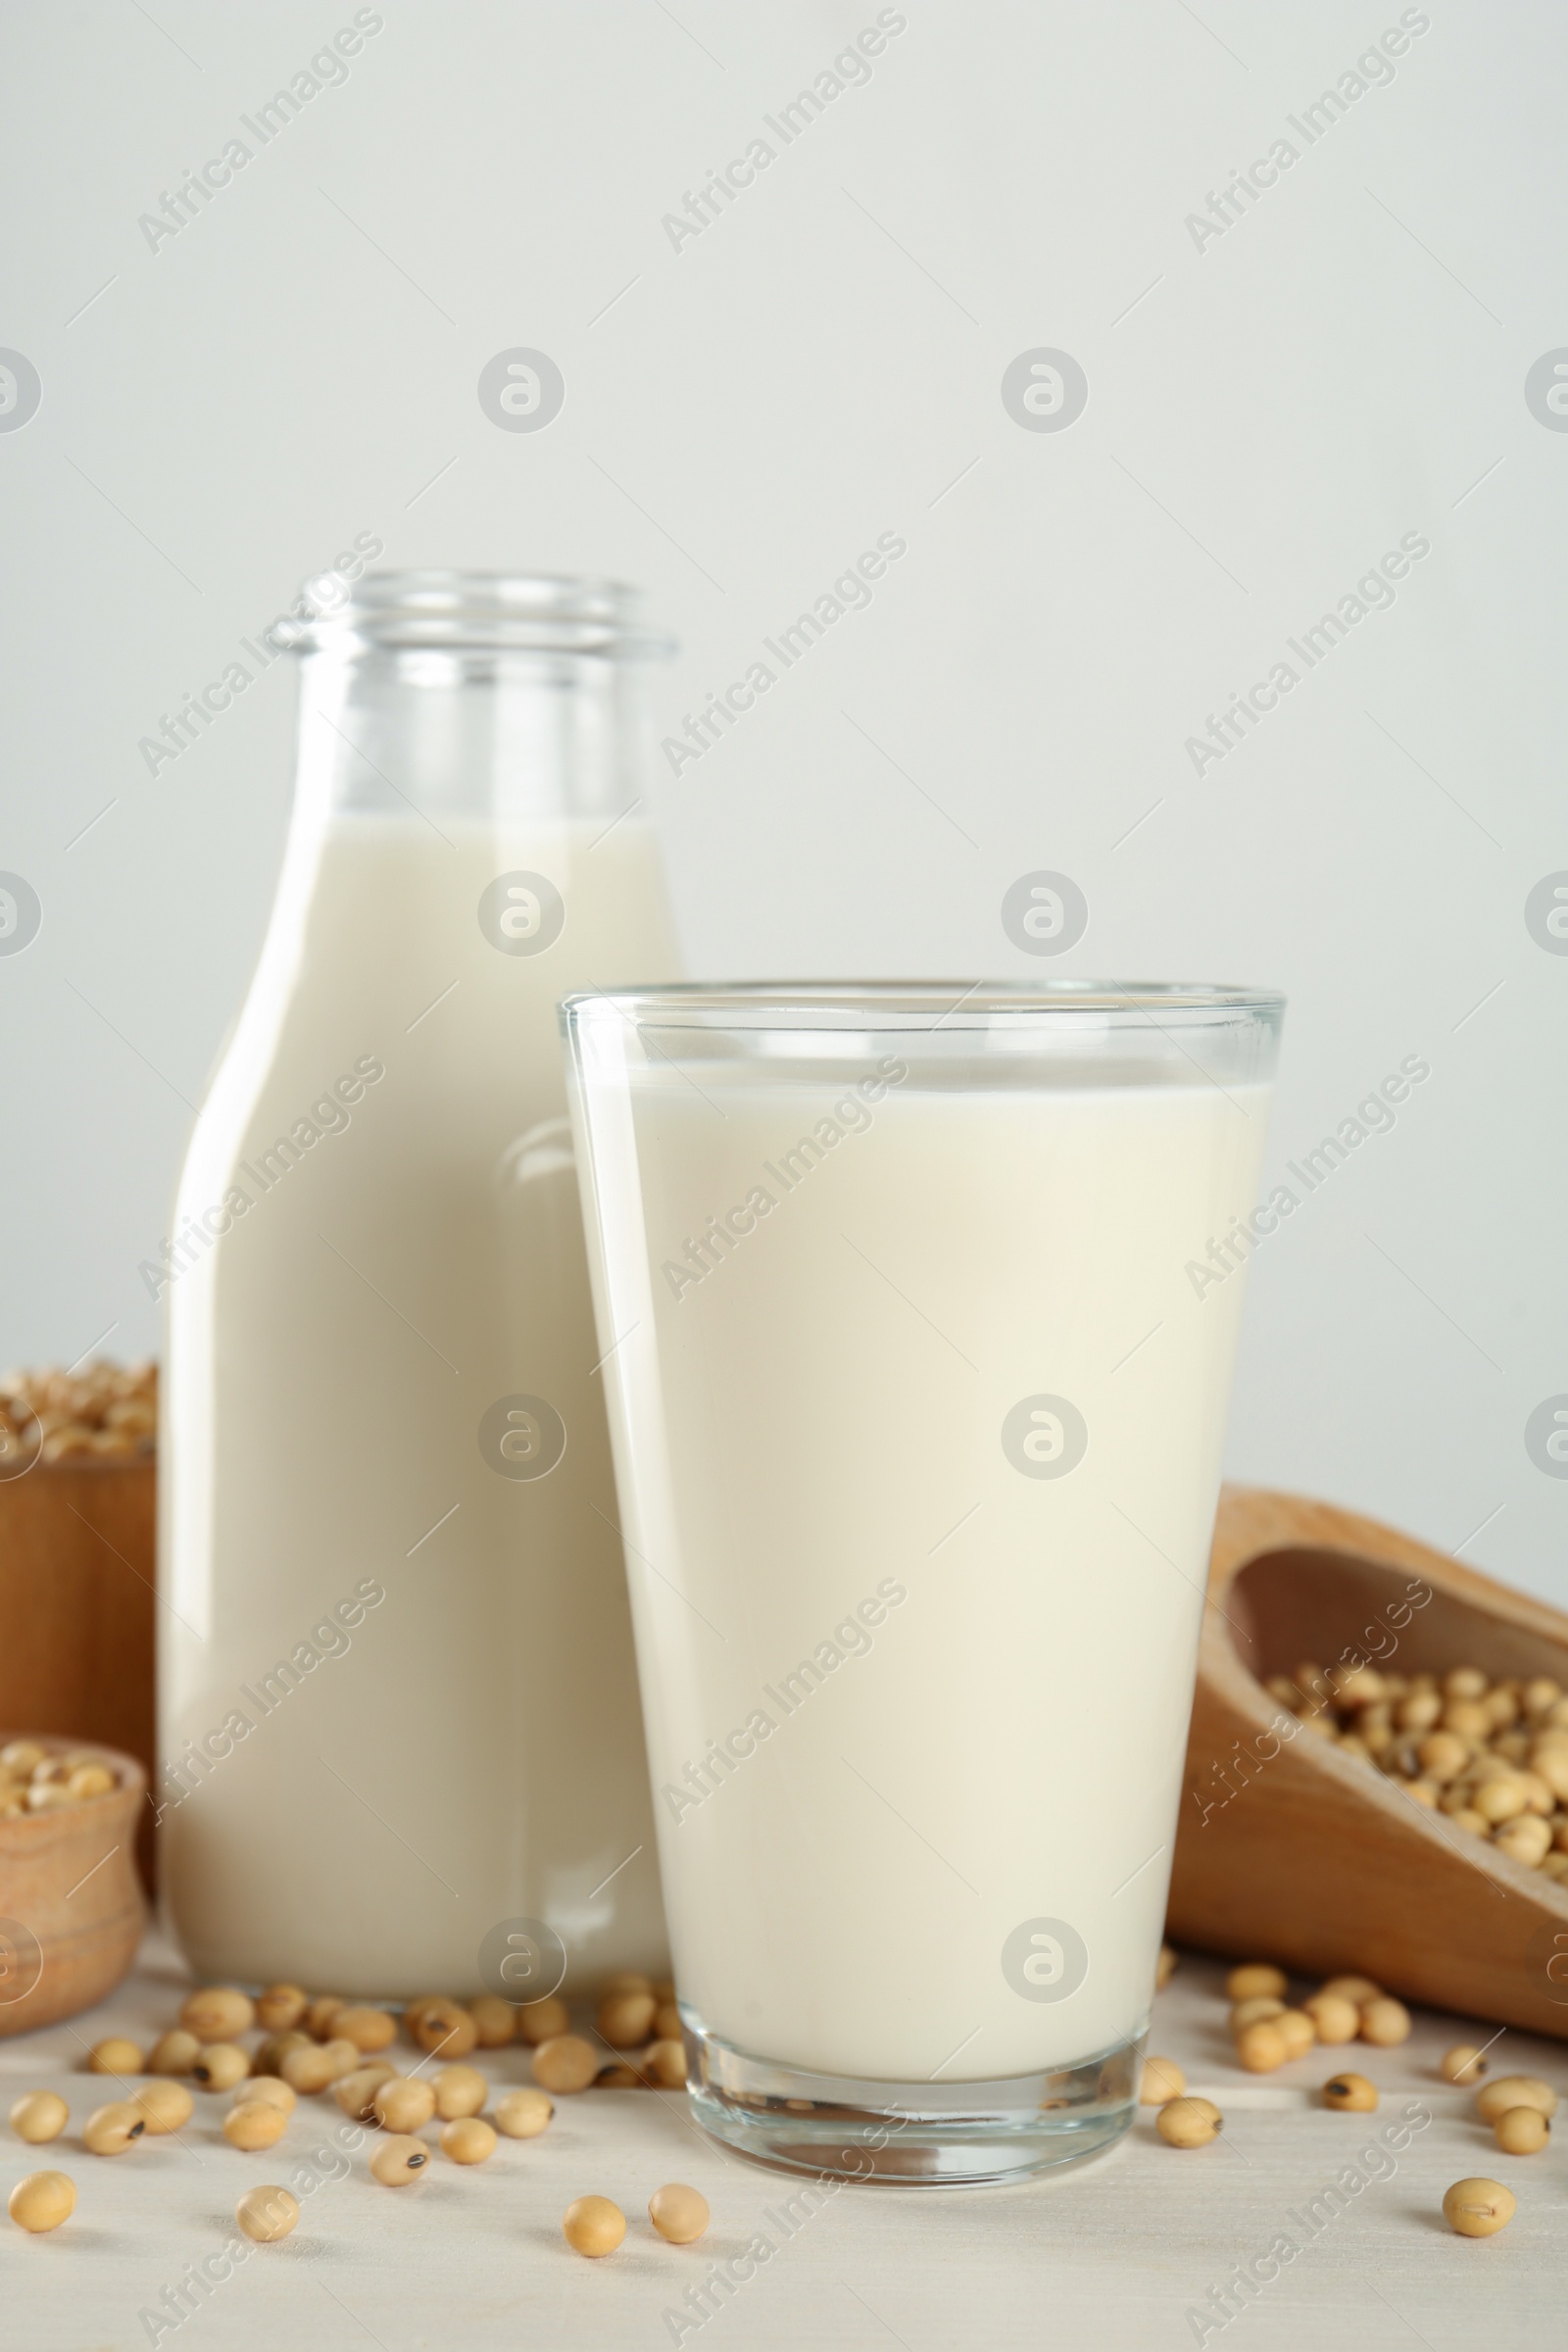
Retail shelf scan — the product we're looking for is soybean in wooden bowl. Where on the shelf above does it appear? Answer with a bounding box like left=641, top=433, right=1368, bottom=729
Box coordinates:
left=1168, top=1487, right=1568, bottom=2039
left=0, top=1737, right=146, bottom=2035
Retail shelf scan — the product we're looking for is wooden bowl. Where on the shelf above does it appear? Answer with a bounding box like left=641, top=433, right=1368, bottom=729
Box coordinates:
left=1168, top=1487, right=1568, bottom=2038
left=0, top=1740, right=147, bottom=2035
left=0, top=1459, right=157, bottom=1886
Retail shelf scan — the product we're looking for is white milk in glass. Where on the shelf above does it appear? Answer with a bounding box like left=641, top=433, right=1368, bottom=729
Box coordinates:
left=161, top=578, right=678, bottom=1993
left=570, top=1039, right=1272, bottom=2083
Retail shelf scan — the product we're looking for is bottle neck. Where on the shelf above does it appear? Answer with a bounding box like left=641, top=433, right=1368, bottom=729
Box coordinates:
left=293, top=644, right=657, bottom=832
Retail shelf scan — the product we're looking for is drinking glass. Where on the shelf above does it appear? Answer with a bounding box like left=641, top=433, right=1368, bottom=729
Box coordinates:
left=563, top=982, right=1283, bottom=2181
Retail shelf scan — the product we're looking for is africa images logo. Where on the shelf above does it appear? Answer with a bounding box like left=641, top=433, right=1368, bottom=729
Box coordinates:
left=1000, top=350, right=1089, bottom=433
left=1001, top=1917, right=1089, bottom=2002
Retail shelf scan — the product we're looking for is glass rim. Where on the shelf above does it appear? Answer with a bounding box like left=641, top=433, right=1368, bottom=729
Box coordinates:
left=562, top=979, right=1285, bottom=1032
left=277, top=568, right=673, bottom=660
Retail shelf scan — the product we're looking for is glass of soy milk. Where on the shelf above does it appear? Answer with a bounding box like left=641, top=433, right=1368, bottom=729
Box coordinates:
left=160, top=574, right=680, bottom=1994
left=564, top=982, right=1283, bottom=2182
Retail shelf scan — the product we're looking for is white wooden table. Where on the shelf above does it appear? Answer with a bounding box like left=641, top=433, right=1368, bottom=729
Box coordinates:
left=4, top=1934, right=1563, bottom=2351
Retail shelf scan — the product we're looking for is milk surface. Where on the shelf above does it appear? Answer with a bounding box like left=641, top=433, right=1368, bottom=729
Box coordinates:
left=576, top=1054, right=1271, bottom=2080
left=162, top=816, right=677, bottom=1992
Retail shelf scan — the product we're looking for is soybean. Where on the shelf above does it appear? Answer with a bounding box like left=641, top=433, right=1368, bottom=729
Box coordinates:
left=223, top=2101, right=288, bottom=2152
left=1358, top=1998, right=1411, bottom=2048
left=1418, top=1733, right=1469, bottom=1784
left=373, top=2078, right=436, bottom=2133
left=598, top=1990, right=657, bottom=2047
left=236, top=2185, right=299, bottom=2242
left=532, top=2035, right=600, bottom=2094
left=83, top=2101, right=146, bottom=2155
left=469, top=1994, right=516, bottom=2049
left=1494, top=1816, right=1552, bottom=1867
left=369, top=2134, right=429, bottom=2186
left=1441, top=2045, right=1489, bottom=2084
left=334, top=2006, right=397, bottom=2054
left=1494, top=2107, right=1549, bottom=2155
left=1442, top=2177, right=1515, bottom=2237
left=1138, top=2057, right=1186, bottom=2106
left=649, top=2183, right=710, bottom=2244
left=135, top=2082, right=194, bottom=2135
left=235, top=2076, right=297, bottom=2116
left=255, top=1984, right=309, bottom=2033
left=280, top=2044, right=340, bottom=2096
left=1157, top=2097, right=1221, bottom=2148
left=495, top=2088, right=554, bottom=2138
left=1236, top=2022, right=1289, bottom=2074
left=9, top=2091, right=68, bottom=2145
left=441, top=2117, right=497, bottom=2165
left=433, top=2065, right=487, bottom=2121
left=1473, top=1779, right=1528, bottom=1826
left=1318, top=1975, right=1381, bottom=2007
left=148, top=2031, right=201, bottom=2077
left=296, top=2037, right=359, bottom=2093
left=515, top=1996, right=570, bottom=2047
left=1275, top=2009, right=1316, bottom=2060
left=410, top=1998, right=477, bottom=2059
left=1302, top=1993, right=1359, bottom=2045
left=645, top=2040, right=686, bottom=2089
left=9, top=2171, right=75, bottom=2232
left=1322, top=2074, right=1378, bottom=2112
left=563, top=2194, right=626, bottom=2257
left=334, top=2066, right=398, bottom=2124
left=1229, top=1995, right=1285, bottom=2033
left=1475, top=2076, right=1556, bottom=2124
left=87, top=2037, right=143, bottom=2077
left=400, top=1995, right=444, bottom=2043
left=1225, top=1964, right=1287, bottom=2002
left=255, top=2032, right=311, bottom=2078
left=193, top=2043, right=251, bottom=2092
left=181, top=1987, right=255, bottom=2041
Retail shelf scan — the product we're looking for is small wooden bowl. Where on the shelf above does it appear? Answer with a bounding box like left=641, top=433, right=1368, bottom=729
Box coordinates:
left=1168, top=1487, right=1568, bottom=2039
left=0, top=1457, right=157, bottom=1887
left=0, top=1739, right=146, bottom=2036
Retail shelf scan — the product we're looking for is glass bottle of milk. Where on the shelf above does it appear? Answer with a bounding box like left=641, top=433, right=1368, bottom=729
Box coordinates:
left=159, top=572, right=680, bottom=1995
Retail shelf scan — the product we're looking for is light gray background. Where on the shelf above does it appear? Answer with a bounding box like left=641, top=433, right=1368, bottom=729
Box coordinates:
left=3, top=1, right=1565, bottom=1597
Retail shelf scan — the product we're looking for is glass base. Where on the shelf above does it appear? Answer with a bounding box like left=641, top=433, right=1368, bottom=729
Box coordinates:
left=680, top=2013, right=1143, bottom=2185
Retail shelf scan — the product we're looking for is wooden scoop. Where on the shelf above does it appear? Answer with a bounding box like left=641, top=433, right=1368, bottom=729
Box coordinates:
left=1167, top=1487, right=1568, bottom=2038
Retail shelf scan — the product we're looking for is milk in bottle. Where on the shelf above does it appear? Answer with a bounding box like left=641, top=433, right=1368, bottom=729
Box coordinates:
left=160, top=574, right=678, bottom=1993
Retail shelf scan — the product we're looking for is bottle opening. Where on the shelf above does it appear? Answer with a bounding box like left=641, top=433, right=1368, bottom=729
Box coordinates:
left=278, top=569, right=671, bottom=660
